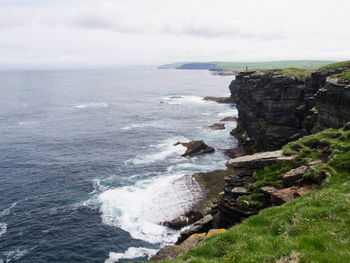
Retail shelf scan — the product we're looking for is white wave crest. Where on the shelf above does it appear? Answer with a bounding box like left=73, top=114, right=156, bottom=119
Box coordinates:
left=126, top=137, right=188, bottom=165
left=4, top=248, right=28, bottom=262
left=105, top=247, right=158, bottom=263
left=217, top=108, right=238, bottom=117
left=74, top=103, right=109, bottom=109
left=0, top=223, right=7, bottom=237
left=121, top=124, right=146, bottom=130
left=0, top=202, right=17, bottom=217
left=160, top=95, right=208, bottom=105
left=17, top=121, right=38, bottom=126
left=98, top=173, right=203, bottom=244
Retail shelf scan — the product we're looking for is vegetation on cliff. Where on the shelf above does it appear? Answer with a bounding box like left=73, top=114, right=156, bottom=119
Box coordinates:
left=156, top=124, right=350, bottom=262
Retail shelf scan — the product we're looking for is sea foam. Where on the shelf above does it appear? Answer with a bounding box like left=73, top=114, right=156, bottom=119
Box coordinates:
left=98, top=173, right=203, bottom=244
left=74, top=103, right=109, bottom=109
left=126, top=137, right=188, bottom=165
left=0, top=223, right=7, bottom=237
left=105, top=247, right=158, bottom=263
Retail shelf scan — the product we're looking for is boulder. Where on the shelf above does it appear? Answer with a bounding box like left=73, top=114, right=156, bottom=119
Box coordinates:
left=163, top=210, right=203, bottom=230
left=176, top=215, right=213, bottom=244
left=204, top=123, right=225, bottom=130
left=283, top=166, right=309, bottom=187
left=151, top=229, right=226, bottom=261
left=231, top=187, right=249, bottom=198
left=150, top=233, right=206, bottom=261
left=271, top=184, right=319, bottom=205
left=260, top=186, right=278, bottom=197
left=177, top=140, right=215, bottom=157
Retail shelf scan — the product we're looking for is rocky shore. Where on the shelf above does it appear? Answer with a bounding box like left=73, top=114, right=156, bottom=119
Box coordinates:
left=150, top=61, right=350, bottom=261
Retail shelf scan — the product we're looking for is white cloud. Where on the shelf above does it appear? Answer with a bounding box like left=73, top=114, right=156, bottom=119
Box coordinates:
left=0, top=0, right=349, bottom=69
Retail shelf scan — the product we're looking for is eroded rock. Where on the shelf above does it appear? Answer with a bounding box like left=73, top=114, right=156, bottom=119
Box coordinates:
left=203, top=96, right=233, bottom=103
left=177, top=140, right=215, bottom=157
left=204, top=123, right=225, bottom=130
left=220, top=116, right=238, bottom=122
left=226, top=150, right=294, bottom=176
left=283, top=166, right=309, bottom=187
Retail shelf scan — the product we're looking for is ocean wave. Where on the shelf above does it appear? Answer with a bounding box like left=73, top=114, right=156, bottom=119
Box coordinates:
left=159, top=95, right=209, bottom=105
left=74, top=103, right=109, bottom=109
left=0, top=202, right=17, bottom=217
left=4, top=248, right=29, bottom=262
left=17, top=121, right=38, bottom=126
left=120, top=124, right=146, bottom=130
left=217, top=108, right=238, bottom=117
left=105, top=247, right=158, bottom=263
left=0, top=223, right=7, bottom=237
left=126, top=137, right=188, bottom=165
left=98, top=173, right=203, bottom=244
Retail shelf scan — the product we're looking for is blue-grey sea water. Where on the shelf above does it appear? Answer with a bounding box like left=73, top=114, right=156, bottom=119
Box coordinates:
left=0, top=68, right=237, bottom=262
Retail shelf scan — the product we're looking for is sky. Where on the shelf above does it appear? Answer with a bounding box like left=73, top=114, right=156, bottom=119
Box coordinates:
left=0, top=0, right=349, bottom=69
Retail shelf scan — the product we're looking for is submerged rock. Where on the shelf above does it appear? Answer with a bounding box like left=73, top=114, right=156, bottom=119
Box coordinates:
left=220, top=116, right=238, bottom=122
left=177, top=140, right=215, bottom=157
left=204, top=123, right=225, bottom=130
left=203, top=96, right=233, bottom=103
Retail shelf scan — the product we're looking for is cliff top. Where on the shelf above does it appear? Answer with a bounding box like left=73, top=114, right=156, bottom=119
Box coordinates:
left=257, top=67, right=312, bottom=79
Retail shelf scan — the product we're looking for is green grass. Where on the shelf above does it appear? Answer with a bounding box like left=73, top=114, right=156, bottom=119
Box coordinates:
left=257, top=68, right=312, bottom=79
left=155, top=125, right=350, bottom=262
left=330, top=69, right=350, bottom=83
left=318, top=60, right=350, bottom=71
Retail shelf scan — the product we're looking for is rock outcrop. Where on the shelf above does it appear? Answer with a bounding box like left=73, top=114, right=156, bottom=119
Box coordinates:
left=175, top=140, right=215, bottom=157
left=229, top=63, right=350, bottom=151
left=204, top=123, right=225, bottom=130
left=229, top=71, right=314, bottom=151
left=203, top=96, right=233, bottom=103
left=151, top=229, right=226, bottom=261
left=314, top=78, right=350, bottom=131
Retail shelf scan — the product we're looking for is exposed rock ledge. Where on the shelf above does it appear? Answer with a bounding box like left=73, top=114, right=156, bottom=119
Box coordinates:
left=175, top=140, right=215, bottom=157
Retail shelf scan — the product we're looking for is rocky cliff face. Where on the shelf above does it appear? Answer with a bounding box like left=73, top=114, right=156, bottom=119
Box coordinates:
left=229, top=64, right=350, bottom=151
left=314, top=77, right=350, bottom=131
left=229, top=71, right=315, bottom=151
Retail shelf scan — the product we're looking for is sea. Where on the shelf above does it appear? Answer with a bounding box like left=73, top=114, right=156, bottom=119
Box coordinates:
left=0, top=67, right=237, bottom=262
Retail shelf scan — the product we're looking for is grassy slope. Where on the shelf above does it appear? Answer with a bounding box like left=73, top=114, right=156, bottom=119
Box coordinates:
left=158, top=125, right=350, bottom=263
left=159, top=61, right=335, bottom=71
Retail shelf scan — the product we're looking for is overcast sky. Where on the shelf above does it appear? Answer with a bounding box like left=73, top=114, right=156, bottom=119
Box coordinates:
left=0, top=0, right=349, bottom=69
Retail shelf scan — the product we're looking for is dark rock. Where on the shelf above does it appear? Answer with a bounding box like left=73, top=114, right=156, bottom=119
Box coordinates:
left=203, top=96, right=233, bottom=103
left=303, top=138, right=319, bottom=148
left=204, top=123, right=225, bottom=130
left=314, top=79, right=350, bottom=131
left=163, top=210, right=203, bottom=230
left=176, top=215, right=213, bottom=244
left=180, top=140, right=215, bottom=157
left=283, top=166, right=309, bottom=187
left=260, top=186, right=278, bottom=197
left=343, top=122, right=350, bottom=131
left=220, top=116, right=238, bottom=122
left=229, top=71, right=314, bottom=151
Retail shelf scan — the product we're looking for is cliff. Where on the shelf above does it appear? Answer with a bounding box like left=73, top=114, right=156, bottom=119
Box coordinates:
left=229, top=61, right=350, bottom=151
